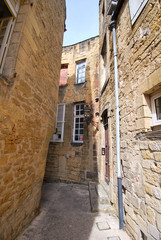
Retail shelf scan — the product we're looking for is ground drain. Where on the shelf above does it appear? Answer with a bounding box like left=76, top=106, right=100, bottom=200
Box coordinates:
left=96, top=221, right=110, bottom=231
left=107, top=236, right=121, bottom=240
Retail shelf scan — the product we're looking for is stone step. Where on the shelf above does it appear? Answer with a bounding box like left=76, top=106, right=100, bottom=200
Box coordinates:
left=100, top=180, right=110, bottom=195
left=89, top=182, right=115, bottom=213
left=96, top=183, right=110, bottom=204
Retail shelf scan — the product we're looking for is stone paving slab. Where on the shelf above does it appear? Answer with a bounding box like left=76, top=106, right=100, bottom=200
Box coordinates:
left=16, top=182, right=131, bottom=240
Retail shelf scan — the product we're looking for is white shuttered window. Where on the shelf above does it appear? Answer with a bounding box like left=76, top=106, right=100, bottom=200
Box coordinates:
left=51, top=103, right=66, bottom=142
left=129, top=0, right=149, bottom=25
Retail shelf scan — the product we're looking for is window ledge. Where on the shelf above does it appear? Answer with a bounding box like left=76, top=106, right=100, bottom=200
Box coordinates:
left=50, top=141, right=64, bottom=144
left=74, top=81, right=86, bottom=86
left=146, top=130, right=161, bottom=140
left=59, top=83, right=68, bottom=88
left=71, top=142, right=83, bottom=147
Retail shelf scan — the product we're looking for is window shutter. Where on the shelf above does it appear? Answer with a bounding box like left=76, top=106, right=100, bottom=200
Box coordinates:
left=129, top=0, right=149, bottom=25
left=57, top=104, right=65, bottom=122
left=59, top=66, right=68, bottom=86
left=50, top=104, right=65, bottom=142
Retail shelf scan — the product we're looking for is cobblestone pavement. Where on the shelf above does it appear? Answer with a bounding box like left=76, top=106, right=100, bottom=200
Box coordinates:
left=16, top=182, right=131, bottom=240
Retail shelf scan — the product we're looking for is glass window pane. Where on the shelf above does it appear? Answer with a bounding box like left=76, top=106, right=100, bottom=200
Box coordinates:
left=79, top=135, right=83, bottom=141
left=75, top=135, right=78, bottom=141
left=80, top=130, right=83, bottom=134
left=155, top=97, right=161, bottom=120
left=80, top=110, right=84, bottom=115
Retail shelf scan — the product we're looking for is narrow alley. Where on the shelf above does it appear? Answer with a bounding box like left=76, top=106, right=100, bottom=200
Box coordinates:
left=16, top=182, right=131, bottom=240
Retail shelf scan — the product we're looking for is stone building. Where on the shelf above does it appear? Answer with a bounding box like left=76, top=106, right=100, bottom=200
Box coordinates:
left=0, top=0, right=66, bottom=239
left=45, top=36, right=100, bottom=183
left=99, top=0, right=161, bottom=239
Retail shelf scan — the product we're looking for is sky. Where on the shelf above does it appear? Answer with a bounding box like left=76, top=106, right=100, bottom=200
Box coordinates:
left=63, top=0, right=99, bottom=46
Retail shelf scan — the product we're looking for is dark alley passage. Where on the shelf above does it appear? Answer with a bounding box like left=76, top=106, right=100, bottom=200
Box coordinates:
left=16, top=182, right=131, bottom=240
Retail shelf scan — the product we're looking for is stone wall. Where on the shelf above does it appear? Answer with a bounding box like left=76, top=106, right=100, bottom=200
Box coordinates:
left=45, top=36, right=99, bottom=183
left=0, top=0, right=66, bottom=239
left=99, top=0, right=161, bottom=239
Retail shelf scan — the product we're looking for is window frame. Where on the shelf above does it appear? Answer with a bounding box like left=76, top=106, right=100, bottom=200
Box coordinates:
left=151, top=91, right=161, bottom=127
left=50, top=103, right=66, bottom=142
left=5, top=0, right=20, bottom=18
left=75, top=60, right=86, bottom=84
left=129, top=0, right=149, bottom=25
left=73, top=103, right=84, bottom=143
left=100, top=35, right=108, bottom=95
left=0, top=17, right=15, bottom=73
left=0, top=0, right=20, bottom=73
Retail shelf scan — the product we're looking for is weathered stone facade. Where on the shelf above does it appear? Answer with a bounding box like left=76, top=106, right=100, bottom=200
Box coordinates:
left=0, top=0, right=66, bottom=239
left=45, top=36, right=99, bottom=183
left=99, top=0, right=161, bottom=239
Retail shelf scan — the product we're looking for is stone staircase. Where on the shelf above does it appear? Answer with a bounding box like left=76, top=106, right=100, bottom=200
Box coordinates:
left=89, top=181, right=115, bottom=213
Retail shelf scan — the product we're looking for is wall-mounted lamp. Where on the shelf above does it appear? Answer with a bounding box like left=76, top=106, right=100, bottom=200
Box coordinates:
left=84, top=104, right=93, bottom=125
left=64, top=24, right=67, bottom=32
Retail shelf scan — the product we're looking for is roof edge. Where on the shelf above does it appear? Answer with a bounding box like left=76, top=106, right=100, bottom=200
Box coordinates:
left=63, top=35, right=99, bottom=48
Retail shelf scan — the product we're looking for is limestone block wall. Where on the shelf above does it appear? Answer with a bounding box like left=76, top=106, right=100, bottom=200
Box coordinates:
left=99, top=0, right=161, bottom=239
left=45, top=36, right=99, bottom=183
left=0, top=0, right=66, bottom=239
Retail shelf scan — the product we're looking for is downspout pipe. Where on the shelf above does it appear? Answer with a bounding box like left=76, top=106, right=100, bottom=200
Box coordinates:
left=107, top=0, right=124, bottom=230
left=109, top=20, right=123, bottom=230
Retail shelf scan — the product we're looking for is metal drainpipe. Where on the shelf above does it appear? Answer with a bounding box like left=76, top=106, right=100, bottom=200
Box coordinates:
left=109, top=20, right=124, bottom=229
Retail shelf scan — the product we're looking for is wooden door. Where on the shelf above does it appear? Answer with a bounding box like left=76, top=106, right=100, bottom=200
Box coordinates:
left=105, top=125, right=110, bottom=182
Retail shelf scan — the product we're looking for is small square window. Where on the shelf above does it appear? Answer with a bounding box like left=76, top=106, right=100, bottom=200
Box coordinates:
left=151, top=91, right=161, bottom=126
